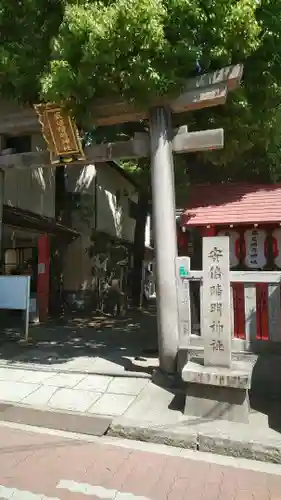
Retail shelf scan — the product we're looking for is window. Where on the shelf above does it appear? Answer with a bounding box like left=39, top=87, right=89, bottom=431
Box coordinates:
left=4, top=249, right=17, bottom=275
left=4, top=135, right=32, bottom=153
left=4, top=247, right=34, bottom=274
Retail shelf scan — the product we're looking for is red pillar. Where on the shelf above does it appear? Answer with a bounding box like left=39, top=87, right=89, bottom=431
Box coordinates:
left=37, top=234, right=50, bottom=322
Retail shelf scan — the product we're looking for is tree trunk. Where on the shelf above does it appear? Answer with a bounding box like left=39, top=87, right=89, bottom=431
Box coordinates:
left=131, top=190, right=149, bottom=307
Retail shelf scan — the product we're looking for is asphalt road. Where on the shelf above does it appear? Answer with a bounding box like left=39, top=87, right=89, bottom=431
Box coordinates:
left=0, top=421, right=280, bottom=500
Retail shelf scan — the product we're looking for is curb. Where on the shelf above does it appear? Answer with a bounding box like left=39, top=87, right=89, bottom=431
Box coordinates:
left=1, top=402, right=280, bottom=465
left=197, top=428, right=281, bottom=464
left=108, top=419, right=198, bottom=450
left=108, top=418, right=281, bottom=465
left=0, top=403, right=112, bottom=436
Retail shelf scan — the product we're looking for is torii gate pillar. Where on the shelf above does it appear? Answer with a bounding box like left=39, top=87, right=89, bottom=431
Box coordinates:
left=149, top=107, right=178, bottom=373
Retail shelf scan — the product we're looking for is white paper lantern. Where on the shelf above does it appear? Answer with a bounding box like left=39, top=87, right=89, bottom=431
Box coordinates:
left=244, top=229, right=266, bottom=269
left=217, top=230, right=240, bottom=268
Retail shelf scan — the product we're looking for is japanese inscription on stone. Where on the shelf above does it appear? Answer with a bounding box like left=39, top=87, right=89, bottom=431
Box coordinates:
left=175, top=256, right=191, bottom=343
left=203, top=237, right=231, bottom=367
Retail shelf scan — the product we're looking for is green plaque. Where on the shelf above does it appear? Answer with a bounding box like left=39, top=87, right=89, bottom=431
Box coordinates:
left=179, top=265, right=189, bottom=278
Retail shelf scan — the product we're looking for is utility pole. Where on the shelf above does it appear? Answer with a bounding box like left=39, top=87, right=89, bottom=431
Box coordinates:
left=149, top=107, right=179, bottom=373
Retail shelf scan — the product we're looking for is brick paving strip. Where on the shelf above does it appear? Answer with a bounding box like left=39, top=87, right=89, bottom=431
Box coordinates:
left=0, top=422, right=281, bottom=499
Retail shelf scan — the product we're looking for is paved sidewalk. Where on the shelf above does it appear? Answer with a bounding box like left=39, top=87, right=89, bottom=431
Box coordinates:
left=1, top=309, right=281, bottom=465
left=0, top=366, right=151, bottom=417
left=1, top=364, right=281, bottom=464
left=1, top=422, right=281, bottom=499
left=0, top=309, right=158, bottom=377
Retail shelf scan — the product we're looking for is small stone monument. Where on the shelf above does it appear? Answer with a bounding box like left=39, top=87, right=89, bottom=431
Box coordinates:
left=182, top=236, right=251, bottom=423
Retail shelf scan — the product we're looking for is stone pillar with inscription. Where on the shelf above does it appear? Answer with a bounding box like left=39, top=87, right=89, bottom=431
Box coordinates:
left=203, top=237, right=231, bottom=368
left=182, top=236, right=251, bottom=423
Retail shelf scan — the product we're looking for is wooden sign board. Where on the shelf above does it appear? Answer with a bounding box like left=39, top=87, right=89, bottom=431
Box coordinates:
left=34, top=103, right=85, bottom=164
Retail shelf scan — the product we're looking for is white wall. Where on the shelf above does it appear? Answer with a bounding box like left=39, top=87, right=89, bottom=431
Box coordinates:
left=65, top=162, right=96, bottom=231
left=63, top=161, right=138, bottom=291
left=145, top=214, right=151, bottom=248
left=0, top=99, right=152, bottom=293
left=65, top=163, right=96, bottom=196
left=96, top=162, right=137, bottom=243
left=63, top=163, right=97, bottom=291
left=3, top=133, right=55, bottom=218
left=65, top=161, right=138, bottom=242
left=63, top=234, right=93, bottom=292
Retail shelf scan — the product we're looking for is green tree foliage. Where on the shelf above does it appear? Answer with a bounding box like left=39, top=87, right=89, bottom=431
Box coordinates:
left=1, top=0, right=279, bottom=170
left=39, top=0, right=259, bottom=110
left=1, top=1, right=259, bottom=108
left=0, top=0, right=64, bottom=102
left=182, top=0, right=281, bottom=176
left=1, top=0, right=279, bottom=176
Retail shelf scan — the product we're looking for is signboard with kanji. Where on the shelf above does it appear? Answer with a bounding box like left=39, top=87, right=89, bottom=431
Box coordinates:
left=34, top=103, right=85, bottom=164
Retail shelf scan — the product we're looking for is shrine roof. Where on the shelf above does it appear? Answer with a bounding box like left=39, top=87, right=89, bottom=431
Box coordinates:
left=181, top=182, right=281, bottom=227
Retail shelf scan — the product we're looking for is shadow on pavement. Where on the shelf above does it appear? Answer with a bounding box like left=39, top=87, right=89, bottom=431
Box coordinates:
left=0, top=306, right=158, bottom=375
left=3, top=307, right=281, bottom=438
left=250, top=354, right=281, bottom=434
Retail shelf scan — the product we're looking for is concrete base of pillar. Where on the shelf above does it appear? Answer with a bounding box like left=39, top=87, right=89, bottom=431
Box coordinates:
left=182, top=360, right=251, bottom=423
left=184, top=382, right=250, bottom=423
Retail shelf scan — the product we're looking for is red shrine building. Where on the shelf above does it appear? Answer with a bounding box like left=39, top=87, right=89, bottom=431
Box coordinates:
left=178, top=182, right=281, bottom=340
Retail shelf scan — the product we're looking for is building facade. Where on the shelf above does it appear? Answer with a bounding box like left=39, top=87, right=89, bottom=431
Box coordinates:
left=0, top=99, right=151, bottom=319
left=63, top=161, right=151, bottom=312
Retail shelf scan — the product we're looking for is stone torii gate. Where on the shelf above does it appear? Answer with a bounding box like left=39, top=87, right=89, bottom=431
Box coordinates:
left=0, top=64, right=243, bottom=373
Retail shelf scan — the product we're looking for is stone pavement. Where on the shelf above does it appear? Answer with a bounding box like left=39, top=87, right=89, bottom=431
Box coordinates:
left=1, top=309, right=281, bottom=465
left=1, top=364, right=281, bottom=464
left=1, top=422, right=281, bottom=499
left=0, top=309, right=158, bottom=377
left=0, top=366, right=150, bottom=416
